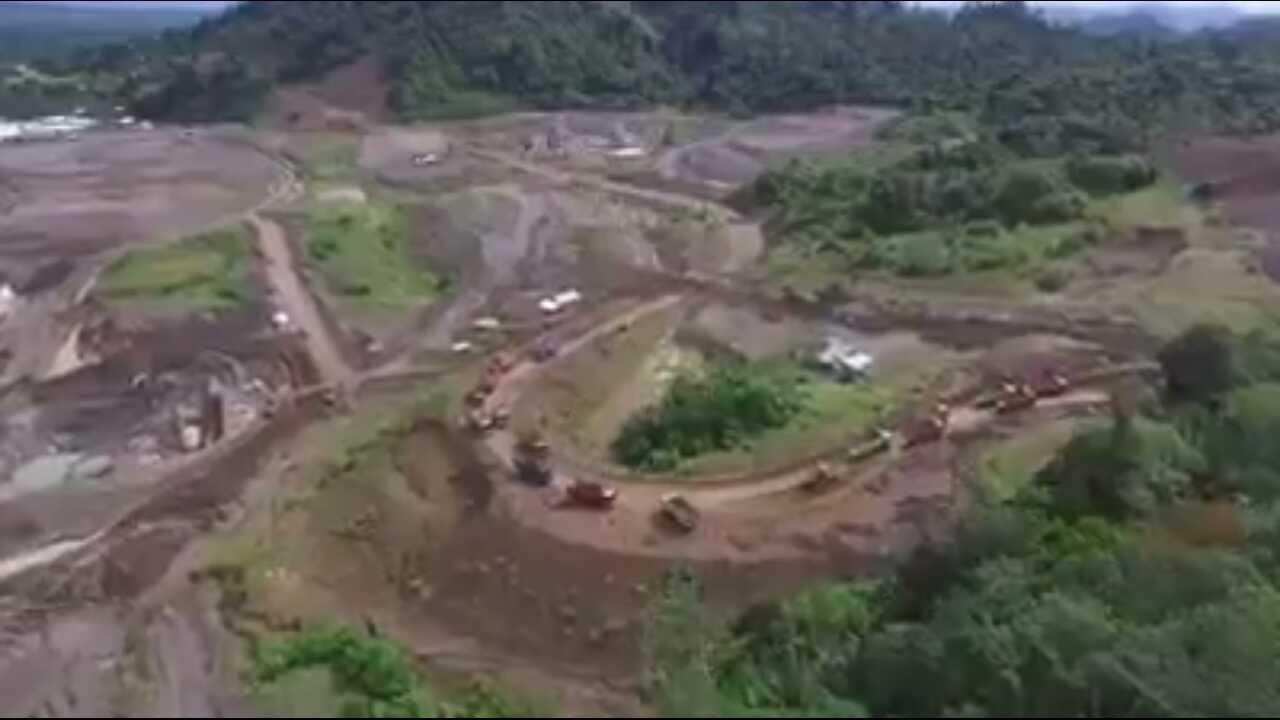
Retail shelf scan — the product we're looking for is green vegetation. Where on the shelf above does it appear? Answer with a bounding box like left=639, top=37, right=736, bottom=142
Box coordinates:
left=24, top=1, right=1280, bottom=141
left=305, top=202, right=443, bottom=309
left=254, top=625, right=545, bottom=718
left=99, top=228, right=251, bottom=311
left=751, top=141, right=1151, bottom=279
left=295, top=133, right=360, bottom=181
left=613, top=361, right=807, bottom=471
left=649, top=323, right=1280, bottom=718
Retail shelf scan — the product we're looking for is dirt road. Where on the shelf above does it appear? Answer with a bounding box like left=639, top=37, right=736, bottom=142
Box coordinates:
left=464, top=145, right=735, bottom=220
left=473, top=290, right=1116, bottom=560
left=249, top=212, right=351, bottom=385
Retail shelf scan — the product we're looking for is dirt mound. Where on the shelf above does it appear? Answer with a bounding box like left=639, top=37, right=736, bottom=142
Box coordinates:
left=266, top=57, right=390, bottom=131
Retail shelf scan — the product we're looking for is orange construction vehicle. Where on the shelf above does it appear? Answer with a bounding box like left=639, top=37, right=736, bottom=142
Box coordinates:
left=903, top=403, right=950, bottom=448
left=996, top=383, right=1038, bottom=414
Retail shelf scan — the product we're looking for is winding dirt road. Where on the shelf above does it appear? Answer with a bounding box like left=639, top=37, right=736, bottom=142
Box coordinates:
left=471, top=290, right=1116, bottom=561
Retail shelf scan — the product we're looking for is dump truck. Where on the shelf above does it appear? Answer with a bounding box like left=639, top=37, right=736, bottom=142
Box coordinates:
left=531, top=338, right=558, bottom=362
left=975, top=381, right=1018, bottom=410
left=515, top=456, right=552, bottom=486
left=847, top=429, right=893, bottom=462
left=515, top=432, right=550, bottom=458
left=1031, top=369, right=1071, bottom=399
left=466, top=406, right=509, bottom=432
left=565, top=479, right=617, bottom=509
left=800, top=462, right=842, bottom=493
left=659, top=493, right=699, bottom=533
left=902, top=404, right=950, bottom=448
left=996, top=383, right=1038, bottom=414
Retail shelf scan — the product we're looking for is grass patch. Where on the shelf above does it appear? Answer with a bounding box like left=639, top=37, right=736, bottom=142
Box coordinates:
left=1129, top=248, right=1280, bottom=336
left=612, top=356, right=917, bottom=475
left=679, top=370, right=898, bottom=476
left=978, top=419, right=1082, bottom=501
left=99, top=227, right=252, bottom=311
left=295, top=132, right=359, bottom=181
left=305, top=202, right=443, bottom=310
left=1089, top=178, right=1196, bottom=231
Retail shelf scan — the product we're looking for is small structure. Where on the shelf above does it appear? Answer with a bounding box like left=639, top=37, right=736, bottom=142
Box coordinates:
left=472, top=317, right=501, bottom=331
left=451, top=340, right=474, bottom=354
left=605, top=146, right=647, bottom=159
left=271, top=311, right=291, bottom=331
left=816, top=336, right=873, bottom=382
left=539, top=288, right=583, bottom=315
left=411, top=152, right=440, bottom=167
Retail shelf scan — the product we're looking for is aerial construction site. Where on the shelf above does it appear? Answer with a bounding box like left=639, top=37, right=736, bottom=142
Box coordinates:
left=1, top=76, right=1278, bottom=715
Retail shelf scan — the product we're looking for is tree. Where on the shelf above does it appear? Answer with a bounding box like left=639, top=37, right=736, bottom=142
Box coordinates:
left=1157, top=323, right=1237, bottom=404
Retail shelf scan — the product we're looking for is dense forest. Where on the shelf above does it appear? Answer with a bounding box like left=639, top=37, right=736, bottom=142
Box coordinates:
left=34, top=0, right=1280, bottom=133
left=646, top=323, right=1280, bottom=717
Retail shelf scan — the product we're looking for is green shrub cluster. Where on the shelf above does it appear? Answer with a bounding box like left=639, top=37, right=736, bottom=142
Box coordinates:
left=613, top=362, right=807, bottom=471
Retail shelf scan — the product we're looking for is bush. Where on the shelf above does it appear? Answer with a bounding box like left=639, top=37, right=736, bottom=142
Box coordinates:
left=1039, top=418, right=1204, bottom=520
left=613, top=362, right=807, bottom=470
left=255, top=625, right=425, bottom=717
left=893, top=233, right=954, bottom=276
left=1034, top=265, right=1072, bottom=292
left=993, top=167, right=1081, bottom=226
left=1065, top=154, right=1157, bottom=196
left=1158, top=323, right=1237, bottom=404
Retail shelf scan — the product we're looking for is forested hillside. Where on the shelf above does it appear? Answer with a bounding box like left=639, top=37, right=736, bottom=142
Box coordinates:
left=56, top=0, right=1280, bottom=135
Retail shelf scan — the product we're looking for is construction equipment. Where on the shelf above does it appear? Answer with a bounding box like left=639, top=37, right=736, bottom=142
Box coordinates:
left=1031, top=369, right=1071, bottom=398
left=800, top=462, right=842, bottom=493
left=903, top=403, right=950, bottom=448
left=465, top=409, right=498, bottom=432
left=515, top=456, right=553, bottom=486
left=515, top=430, right=550, bottom=458
left=488, top=352, right=515, bottom=375
left=847, top=428, right=893, bottom=462
left=465, top=383, right=492, bottom=407
left=531, top=337, right=558, bottom=362
left=565, top=479, right=617, bottom=509
left=996, top=383, right=1038, bottom=414
left=659, top=493, right=700, bottom=533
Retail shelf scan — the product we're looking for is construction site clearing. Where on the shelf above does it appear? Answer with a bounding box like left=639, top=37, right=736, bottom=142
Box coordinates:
left=0, top=102, right=1269, bottom=716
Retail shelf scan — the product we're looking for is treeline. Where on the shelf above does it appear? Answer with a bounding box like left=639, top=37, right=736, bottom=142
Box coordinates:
left=45, top=1, right=1280, bottom=132
left=648, top=323, right=1280, bottom=717
left=748, top=134, right=1157, bottom=277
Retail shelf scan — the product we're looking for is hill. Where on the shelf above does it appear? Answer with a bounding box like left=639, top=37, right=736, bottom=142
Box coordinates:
left=42, top=0, right=1280, bottom=145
